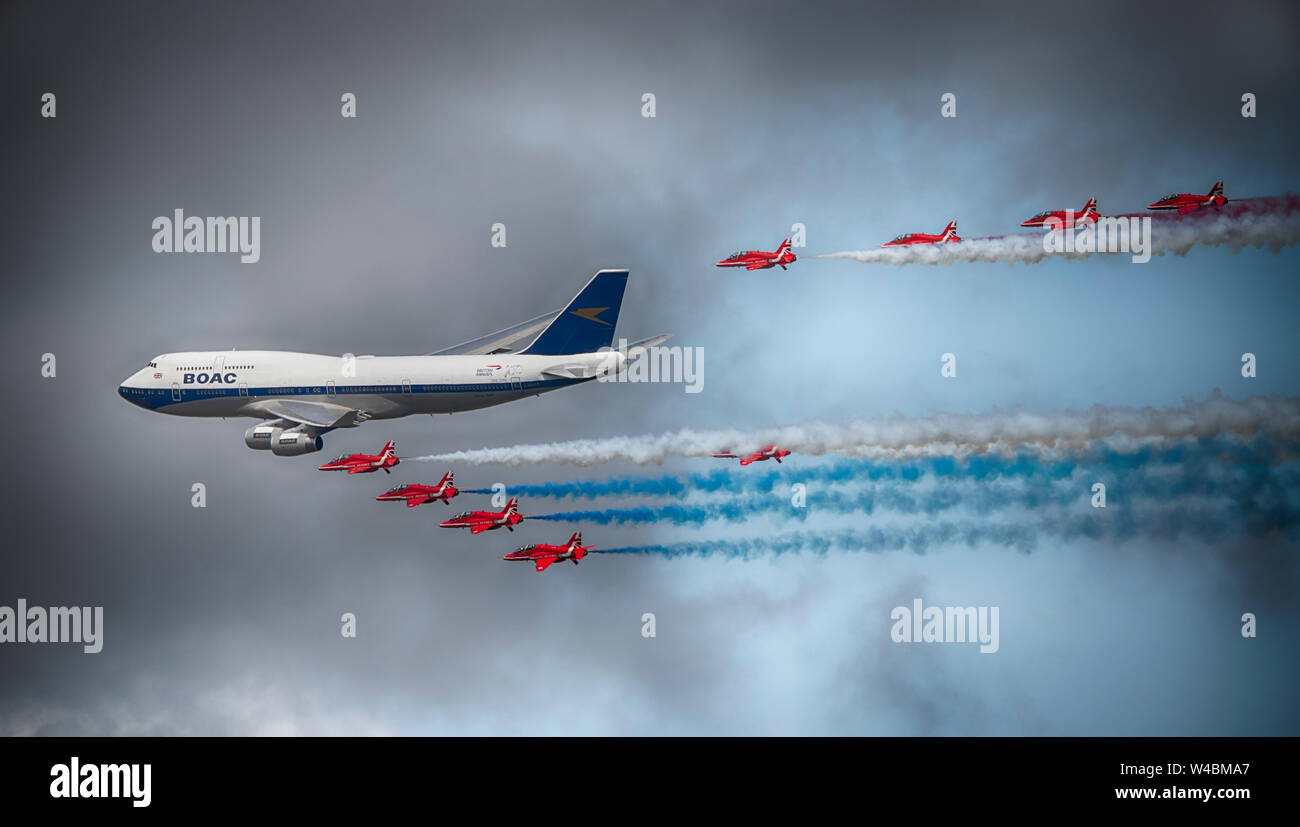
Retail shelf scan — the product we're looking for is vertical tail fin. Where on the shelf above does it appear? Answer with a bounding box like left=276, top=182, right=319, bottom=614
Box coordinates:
left=519, top=270, right=628, bottom=355
left=381, top=440, right=396, bottom=456
left=1210, top=181, right=1224, bottom=196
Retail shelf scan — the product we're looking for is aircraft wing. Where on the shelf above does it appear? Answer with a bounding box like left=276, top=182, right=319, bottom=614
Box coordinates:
left=245, top=399, right=371, bottom=430
left=534, top=556, right=557, bottom=572
left=427, top=308, right=563, bottom=356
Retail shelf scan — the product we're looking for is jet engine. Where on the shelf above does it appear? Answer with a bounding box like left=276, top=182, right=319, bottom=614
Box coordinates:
left=244, top=424, right=282, bottom=450
left=271, top=430, right=324, bottom=456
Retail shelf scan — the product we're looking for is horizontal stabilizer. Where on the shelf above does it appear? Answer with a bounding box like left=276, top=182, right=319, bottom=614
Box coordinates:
left=625, top=333, right=674, bottom=352
left=541, top=363, right=606, bottom=380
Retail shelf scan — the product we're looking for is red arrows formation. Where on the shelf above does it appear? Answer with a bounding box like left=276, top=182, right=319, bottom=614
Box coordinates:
left=718, top=179, right=1232, bottom=269
left=316, top=439, right=796, bottom=572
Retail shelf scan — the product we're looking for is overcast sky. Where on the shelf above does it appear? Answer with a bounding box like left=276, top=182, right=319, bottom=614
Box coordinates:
left=1, top=0, right=1297, bottom=735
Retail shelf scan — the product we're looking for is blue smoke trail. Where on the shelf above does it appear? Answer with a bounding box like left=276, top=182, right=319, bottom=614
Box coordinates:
left=529, top=459, right=1300, bottom=528
left=597, top=504, right=1300, bottom=559
left=469, top=437, right=1299, bottom=501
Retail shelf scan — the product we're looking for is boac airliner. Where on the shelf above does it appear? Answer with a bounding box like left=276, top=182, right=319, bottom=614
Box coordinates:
left=118, top=271, right=669, bottom=457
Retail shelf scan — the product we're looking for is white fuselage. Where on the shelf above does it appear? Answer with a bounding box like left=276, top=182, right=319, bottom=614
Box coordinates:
left=118, top=349, right=624, bottom=421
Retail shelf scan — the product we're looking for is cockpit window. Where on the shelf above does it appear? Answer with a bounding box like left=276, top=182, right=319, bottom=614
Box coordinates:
left=892, top=234, right=911, bottom=242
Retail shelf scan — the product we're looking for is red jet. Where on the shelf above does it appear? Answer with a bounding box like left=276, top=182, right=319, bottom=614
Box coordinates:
left=881, top=220, right=960, bottom=247
left=439, top=497, right=523, bottom=534
left=713, top=445, right=792, bottom=466
left=1148, top=181, right=1228, bottom=214
left=716, top=238, right=797, bottom=271
left=376, top=472, right=459, bottom=507
left=1020, top=198, right=1099, bottom=229
left=504, top=531, right=594, bottom=572
left=318, top=440, right=400, bottom=474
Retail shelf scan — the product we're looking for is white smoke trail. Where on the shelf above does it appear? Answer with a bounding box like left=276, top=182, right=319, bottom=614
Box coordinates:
left=411, top=392, right=1300, bottom=467
left=816, top=196, right=1300, bottom=266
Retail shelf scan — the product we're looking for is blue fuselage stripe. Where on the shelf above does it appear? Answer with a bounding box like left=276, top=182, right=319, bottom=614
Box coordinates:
left=118, top=377, right=586, bottom=411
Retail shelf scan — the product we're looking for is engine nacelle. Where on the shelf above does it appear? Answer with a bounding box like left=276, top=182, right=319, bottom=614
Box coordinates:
left=271, top=431, right=324, bottom=456
left=245, top=424, right=282, bottom=450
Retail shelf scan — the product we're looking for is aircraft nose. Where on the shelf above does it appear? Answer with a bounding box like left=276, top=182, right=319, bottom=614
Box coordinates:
left=117, top=382, right=148, bottom=408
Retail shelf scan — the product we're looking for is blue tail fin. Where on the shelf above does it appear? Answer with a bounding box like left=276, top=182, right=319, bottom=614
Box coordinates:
left=519, top=270, right=628, bottom=355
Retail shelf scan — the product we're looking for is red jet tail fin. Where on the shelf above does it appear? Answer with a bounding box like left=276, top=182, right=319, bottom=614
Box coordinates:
left=1209, top=180, right=1224, bottom=197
